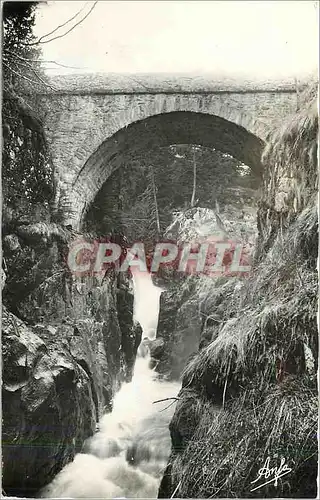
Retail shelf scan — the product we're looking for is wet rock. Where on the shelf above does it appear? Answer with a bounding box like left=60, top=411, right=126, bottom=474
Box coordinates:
left=158, top=389, right=207, bottom=499
left=148, top=337, right=165, bottom=358
left=149, top=357, right=158, bottom=370
left=141, top=337, right=165, bottom=370
left=158, top=462, right=173, bottom=498
left=137, top=340, right=150, bottom=358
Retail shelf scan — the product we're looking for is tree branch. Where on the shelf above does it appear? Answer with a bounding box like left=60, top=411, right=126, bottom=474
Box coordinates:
left=28, top=1, right=98, bottom=45
left=3, top=61, right=48, bottom=90
left=4, top=48, right=84, bottom=70
left=10, top=58, right=58, bottom=91
left=153, top=397, right=180, bottom=404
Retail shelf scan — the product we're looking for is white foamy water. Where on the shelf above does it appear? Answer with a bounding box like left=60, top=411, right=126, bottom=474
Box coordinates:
left=42, top=273, right=180, bottom=499
left=132, top=268, right=163, bottom=340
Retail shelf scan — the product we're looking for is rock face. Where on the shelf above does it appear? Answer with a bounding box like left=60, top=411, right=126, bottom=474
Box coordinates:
left=151, top=206, right=256, bottom=380
left=2, top=308, right=96, bottom=497
left=2, top=223, right=142, bottom=496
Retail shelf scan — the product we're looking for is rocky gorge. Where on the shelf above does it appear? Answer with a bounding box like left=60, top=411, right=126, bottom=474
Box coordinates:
left=2, top=220, right=142, bottom=495
left=2, top=18, right=318, bottom=494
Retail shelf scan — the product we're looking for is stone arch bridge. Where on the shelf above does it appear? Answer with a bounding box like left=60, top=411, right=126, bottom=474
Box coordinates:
left=36, top=74, right=299, bottom=229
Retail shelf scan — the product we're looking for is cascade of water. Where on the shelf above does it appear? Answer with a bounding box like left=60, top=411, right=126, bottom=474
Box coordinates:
left=41, top=272, right=180, bottom=499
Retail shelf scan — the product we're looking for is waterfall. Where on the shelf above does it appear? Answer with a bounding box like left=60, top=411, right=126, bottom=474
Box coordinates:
left=41, top=271, right=180, bottom=499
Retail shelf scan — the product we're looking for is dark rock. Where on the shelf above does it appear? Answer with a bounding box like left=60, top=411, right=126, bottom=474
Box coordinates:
left=2, top=307, right=96, bottom=497
left=158, top=461, right=173, bottom=498
left=149, top=357, right=158, bottom=370
left=169, top=295, right=202, bottom=379
left=147, top=337, right=165, bottom=358
left=155, top=279, right=201, bottom=379
left=158, top=389, right=207, bottom=499
left=169, top=388, right=203, bottom=452
left=116, top=274, right=142, bottom=381
left=154, top=287, right=180, bottom=376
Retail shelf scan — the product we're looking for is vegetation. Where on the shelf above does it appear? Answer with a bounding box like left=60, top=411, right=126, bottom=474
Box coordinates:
left=183, top=204, right=317, bottom=397
left=255, top=83, right=318, bottom=260
left=3, top=2, right=41, bottom=91
left=173, top=380, right=317, bottom=498
left=2, top=2, right=54, bottom=225
left=2, top=1, right=99, bottom=227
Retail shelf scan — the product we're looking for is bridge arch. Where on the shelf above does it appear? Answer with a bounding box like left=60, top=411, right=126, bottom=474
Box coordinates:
left=63, top=110, right=264, bottom=229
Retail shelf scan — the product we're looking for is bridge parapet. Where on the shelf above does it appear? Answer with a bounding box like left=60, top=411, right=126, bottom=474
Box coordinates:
left=36, top=72, right=303, bottom=95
